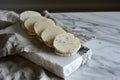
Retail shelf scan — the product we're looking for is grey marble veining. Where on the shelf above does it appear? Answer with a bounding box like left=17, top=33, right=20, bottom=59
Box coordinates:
left=0, top=11, right=120, bottom=80
left=52, top=12, right=120, bottom=44
left=51, top=12, right=120, bottom=80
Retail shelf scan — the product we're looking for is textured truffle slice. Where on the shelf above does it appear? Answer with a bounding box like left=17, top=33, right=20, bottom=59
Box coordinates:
left=53, top=33, right=81, bottom=56
left=34, top=19, right=55, bottom=40
left=24, top=16, right=45, bottom=35
left=20, top=11, right=41, bottom=22
left=41, top=26, right=66, bottom=47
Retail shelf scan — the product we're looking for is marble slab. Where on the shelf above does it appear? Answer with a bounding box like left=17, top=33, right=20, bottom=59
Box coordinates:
left=2, top=10, right=120, bottom=80
left=20, top=47, right=91, bottom=78
left=0, top=18, right=92, bottom=78
left=51, top=12, right=120, bottom=80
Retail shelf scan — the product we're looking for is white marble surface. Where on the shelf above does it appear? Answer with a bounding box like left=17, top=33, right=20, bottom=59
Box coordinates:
left=51, top=12, right=120, bottom=80
left=0, top=11, right=120, bottom=80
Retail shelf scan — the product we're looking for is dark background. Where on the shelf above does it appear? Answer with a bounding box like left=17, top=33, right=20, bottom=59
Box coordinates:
left=0, top=0, right=120, bottom=13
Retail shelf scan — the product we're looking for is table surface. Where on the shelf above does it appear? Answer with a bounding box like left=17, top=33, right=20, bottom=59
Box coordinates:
left=52, top=12, right=120, bottom=80
left=0, top=11, right=120, bottom=80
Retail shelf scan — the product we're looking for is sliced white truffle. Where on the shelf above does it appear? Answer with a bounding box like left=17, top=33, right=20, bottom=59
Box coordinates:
left=34, top=19, right=56, bottom=40
left=41, top=26, right=66, bottom=47
left=53, top=33, right=81, bottom=56
left=24, top=16, right=45, bottom=35
left=20, top=11, right=41, bottom=22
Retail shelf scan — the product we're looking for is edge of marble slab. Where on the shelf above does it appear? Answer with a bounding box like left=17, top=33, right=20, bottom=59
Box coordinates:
left=19, top=47, right=91, bottom=78
left=19, top=53, right=81, bottom=78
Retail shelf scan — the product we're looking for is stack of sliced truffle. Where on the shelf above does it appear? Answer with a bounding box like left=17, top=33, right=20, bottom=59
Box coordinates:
left=20, top=11, right=81, bottom=57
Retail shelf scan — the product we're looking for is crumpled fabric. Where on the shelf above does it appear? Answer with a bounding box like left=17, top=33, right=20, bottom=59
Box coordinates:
left=0, top=55, right=62, bottom=80
left=0, top=10, right=63, bottom=80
